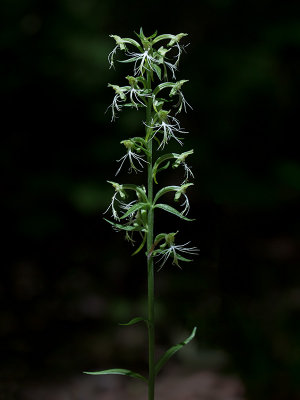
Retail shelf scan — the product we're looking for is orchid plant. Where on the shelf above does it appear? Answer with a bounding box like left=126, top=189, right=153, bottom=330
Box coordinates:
left=84, top=29, right=198, bottom=400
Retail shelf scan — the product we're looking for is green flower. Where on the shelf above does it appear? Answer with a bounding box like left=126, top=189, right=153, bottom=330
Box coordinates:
left=104, top=181, right=127, bottom=220
left=108, top=35, right=141, bottom=69
left=145, top=110, right=187, bottom=149
left=172, top=150, right=194, bottom=182
left=153, top=232, right=199, bottom=270
left=174, top=183, right=194, bottom=215
left=116, top=140, right=148, bottom=175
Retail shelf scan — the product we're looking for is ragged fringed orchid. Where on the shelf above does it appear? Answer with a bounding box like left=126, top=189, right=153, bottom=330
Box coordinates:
left=84, top=28, right=198, bottom=400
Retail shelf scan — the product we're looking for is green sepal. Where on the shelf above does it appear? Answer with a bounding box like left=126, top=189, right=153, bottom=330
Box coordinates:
left=110, top=36, right=142, bottom=52
left=138, top=27, right=146, bottom=40
left=104, top=218, right=144, bottom=232
left=120, top=202, right=148, bottom=220
left=83, top=368, right=147, bottom=382
left=170, top=80, right=189, bottom=97
left=154, top=327, right=197, bottom=376
left=119, top=316, right=148, bottom=326
left=132, top=232, right=147, bottom=256
left=154, top=203, right=194, bottom=221
left=147, top=30, right=158, bottom=40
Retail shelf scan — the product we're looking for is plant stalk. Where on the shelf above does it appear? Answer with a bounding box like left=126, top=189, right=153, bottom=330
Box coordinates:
left=145, top=71, right=155, bottom=400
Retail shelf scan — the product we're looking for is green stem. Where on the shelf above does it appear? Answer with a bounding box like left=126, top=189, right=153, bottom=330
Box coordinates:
left=145, top=71, right=155, bottom=400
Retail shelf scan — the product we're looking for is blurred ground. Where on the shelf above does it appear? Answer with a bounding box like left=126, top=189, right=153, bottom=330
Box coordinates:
left=15, top=368, right=245, bottom=400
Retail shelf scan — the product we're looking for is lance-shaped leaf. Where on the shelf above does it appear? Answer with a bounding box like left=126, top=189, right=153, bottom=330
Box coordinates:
left=153, top=153, right=177, bottom=183
left=153, top=82, right=176, bottom=97
left=119, top=316, right=148, bottom=326
left=154, top=203, right=194, bottom=221
left=155, top=327, right=197, bottom=375
left=153, top=185, right=180, bottom=204
left=104, top=218, right=145, bottom=232
left=83, top=368, right=147, bottom=382
left=120, top=202, right=149, bottom=220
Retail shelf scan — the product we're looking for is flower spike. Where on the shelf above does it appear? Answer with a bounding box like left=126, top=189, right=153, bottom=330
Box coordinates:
left=100, top=31, right=198, bottom=393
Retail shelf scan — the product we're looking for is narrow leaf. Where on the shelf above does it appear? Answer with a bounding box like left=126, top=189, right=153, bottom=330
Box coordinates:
left=104, top=218, right=144, bottom=232
left=155, top=327, right=197, bottom=375
left=153, top=185, right=180, bottom=204
left=119, top=317, right=148, bottom=326
left=120, top=202, right=148, bottom=220
left=154, top=203, right=194, bottom=221
left=83, top=368, right=147, bottom=382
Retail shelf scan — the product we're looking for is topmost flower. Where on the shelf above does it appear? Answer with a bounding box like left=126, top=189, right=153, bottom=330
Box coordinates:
left=108, top=28, right=188, bottom=80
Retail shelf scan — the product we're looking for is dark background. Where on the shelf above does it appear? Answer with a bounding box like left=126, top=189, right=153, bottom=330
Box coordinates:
left=1, top=0, right=300, bottom=399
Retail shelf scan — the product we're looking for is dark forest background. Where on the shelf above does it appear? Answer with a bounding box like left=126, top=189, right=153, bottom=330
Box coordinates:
left=1, top=0, right=300, bottom=399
